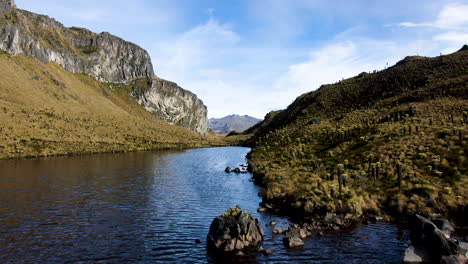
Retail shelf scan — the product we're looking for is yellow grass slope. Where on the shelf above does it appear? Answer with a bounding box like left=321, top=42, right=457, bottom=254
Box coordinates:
left=0, top=53, right=225, bottom=159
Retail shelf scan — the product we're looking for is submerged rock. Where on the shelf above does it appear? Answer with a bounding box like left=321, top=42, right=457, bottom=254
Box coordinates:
left=207, top=206, right=264, bottom=252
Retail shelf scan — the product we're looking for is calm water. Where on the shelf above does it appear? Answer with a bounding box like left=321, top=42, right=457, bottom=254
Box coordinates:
left=0, top=147, right=409, bottom=263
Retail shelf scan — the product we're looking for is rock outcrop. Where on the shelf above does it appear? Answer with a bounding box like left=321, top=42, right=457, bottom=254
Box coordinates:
left=0, top=4, right=209, bottom=133
left=207, top=207, right=264, bottom=252
left=133, top=77, right=208, bottom=134
left=0, top=8, right=153, bottom=83
left=404, top=214, right=467, bottom=263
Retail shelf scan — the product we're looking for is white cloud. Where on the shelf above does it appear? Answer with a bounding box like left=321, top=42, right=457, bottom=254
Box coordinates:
left=434, top=3, right=468, bottom=29
left=398, top=22, right=433, bottom=27
left=399, top=3, right=468, bottom=29
left=266, top=39, right=440, bottom=109
left=19, top=0, right=466, bottom=119
left=153, top=2, right=468, bottom=118
left=434, top=31, right=468, bottom=42
left=151, top=18, right=240, bottom=79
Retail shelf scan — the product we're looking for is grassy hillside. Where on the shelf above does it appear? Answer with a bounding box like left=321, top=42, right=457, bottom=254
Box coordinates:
left=246, top=47, right=468, bottom=223
left=0, top=53, right=226, bottom=159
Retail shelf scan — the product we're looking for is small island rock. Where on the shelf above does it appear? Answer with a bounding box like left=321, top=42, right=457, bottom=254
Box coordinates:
left=207, top=206, right=264, bottom=252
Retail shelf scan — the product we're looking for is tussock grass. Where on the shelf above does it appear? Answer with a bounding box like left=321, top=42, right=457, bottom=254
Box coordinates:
left=246, top=48, right=468, bottom=221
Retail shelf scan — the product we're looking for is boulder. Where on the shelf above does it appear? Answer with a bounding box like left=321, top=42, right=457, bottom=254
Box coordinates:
left=283, top=236, right=304, bottom=248
left=432, top=218, right=455, bottom=237
left=409, top=214, right=465, bottom=262
left=262, top=248, right=273, bottom=256
left=207, top=207, right=264, bottom=252
left=283, top=228, right=306, bottom=248
left=272, top=227, right=288, bottom=235
left=233, top=168, right=241, bottom=173
left=266, top=221, right=278, bottom=227
left=460, top=242, right=468, bottom=258
left=257, top=246, right=274, bottom=256
left=225, top=167, right=232, bottom=173
left=403, top=246, right=433, bottom=263
left=440, top=255, right=468, bottom=264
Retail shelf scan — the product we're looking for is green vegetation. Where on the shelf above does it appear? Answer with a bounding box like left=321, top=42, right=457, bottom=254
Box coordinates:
left=0, top=53, right=229, bottom=159
left=245, top=47, right=468, bottom=222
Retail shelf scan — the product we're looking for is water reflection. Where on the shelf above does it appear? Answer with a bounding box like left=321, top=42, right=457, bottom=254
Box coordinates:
left=0, top=147, right=409, bottom=263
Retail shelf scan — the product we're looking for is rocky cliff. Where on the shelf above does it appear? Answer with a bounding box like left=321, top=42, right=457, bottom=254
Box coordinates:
left=0, top=6, right=153, bottom=83
left=131, top=77, right=208, bottom=134
left=0, top=3, right=208, bottom=133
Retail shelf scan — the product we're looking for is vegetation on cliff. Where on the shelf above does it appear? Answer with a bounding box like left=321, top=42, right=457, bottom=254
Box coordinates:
left=246, top=46, right=468, bottom=223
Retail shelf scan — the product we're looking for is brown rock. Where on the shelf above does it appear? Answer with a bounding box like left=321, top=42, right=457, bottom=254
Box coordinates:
left=207, top=207, right=264, bottom=252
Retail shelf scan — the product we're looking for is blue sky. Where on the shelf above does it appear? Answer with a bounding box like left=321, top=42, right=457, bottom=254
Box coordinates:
left=17, top=0, right=468, bottom=119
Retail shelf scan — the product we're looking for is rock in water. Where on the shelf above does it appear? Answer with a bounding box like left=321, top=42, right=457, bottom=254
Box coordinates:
left=207, top=207, right=264, bottom=252
left=283, top=228, right=306, bottom=248
left=283, top=236, right=304, bottom=248
left=403, top=246, right=433, bottom=263
left=407, top=214, right=466, bottom=262
left=272, top=227, right=288, bottom=235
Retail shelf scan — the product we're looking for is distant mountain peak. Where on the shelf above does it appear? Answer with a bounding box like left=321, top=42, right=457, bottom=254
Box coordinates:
left=208, top=114, right=262, bottom=134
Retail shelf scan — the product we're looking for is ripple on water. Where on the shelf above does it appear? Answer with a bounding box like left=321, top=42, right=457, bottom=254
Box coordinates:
left=0, top=147, right=409, bottom=263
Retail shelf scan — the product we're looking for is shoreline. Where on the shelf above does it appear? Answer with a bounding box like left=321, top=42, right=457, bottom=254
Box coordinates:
left=0, top=141, right=233, bottom=161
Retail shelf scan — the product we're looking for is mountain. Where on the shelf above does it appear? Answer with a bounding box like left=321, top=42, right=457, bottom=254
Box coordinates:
left=245, top=46, right=468, bottom=223
left=0, top=2, right=207, bottom=134
left=208, top=115, right=262, bottom=134
left=0, top=2, right=224, bottom=159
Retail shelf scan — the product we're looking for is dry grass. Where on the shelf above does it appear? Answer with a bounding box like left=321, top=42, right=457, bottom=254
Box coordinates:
left=0, top=53, right=228, bottom=159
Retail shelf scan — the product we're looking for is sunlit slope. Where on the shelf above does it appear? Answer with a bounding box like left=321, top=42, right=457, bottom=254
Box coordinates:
left=0, top=53, right=223, bottom=159
left=247, top=47, right=468, bottom=221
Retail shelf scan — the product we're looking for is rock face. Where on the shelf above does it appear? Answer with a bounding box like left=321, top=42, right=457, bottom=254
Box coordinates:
left=0, top=0, right=14, bottom=10
left=0, top=5, right=209, bottom=133
left=0, top=8, right=153, bottom=83
left=134, top=77, right=208, bottom=134
left=207, top=207, right=264, bottom=252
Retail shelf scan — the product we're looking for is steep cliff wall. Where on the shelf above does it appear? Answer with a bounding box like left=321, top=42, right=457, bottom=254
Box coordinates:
left=0, top=8, right=153, bottom=83
left=0, top=4, right=208, bottom=134
left=132, top=77, right=208, bottom=134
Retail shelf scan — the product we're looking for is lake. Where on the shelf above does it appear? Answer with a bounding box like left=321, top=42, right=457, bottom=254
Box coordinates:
left=0, top=147, right=409, bottom=263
